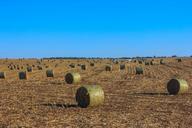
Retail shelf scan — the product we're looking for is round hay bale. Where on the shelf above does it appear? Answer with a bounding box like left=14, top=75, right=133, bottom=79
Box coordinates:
left=167, top=79, right=188, bottom=95
left=81, top=65, right=87, bottom=70
left=120, top=64, right=126, bottom=70
left=160, top=59, right=165, bottom=65
left=0, top=72, right=5, bottom=79
left=177, top=58, right=182, bottom=62
left=69, top=64, right=75, bottom=68
left=37, top=66, right=43, bottom=70
left=76, top=85, right=104, bottom=108
left=46, top=70, right=54, bottom=77
left=65, top=72, right=81, bottom=84
left=136, top=67, right=143, bottom=75
left=19, top=71, right=27, bottom=80
left=105, top=65, right=112, bottom=71
left=27, top=66, right=33, bottom=72
left=138, top=60, right=143, bottom=64
left=145, top=61, right=150, bottom=66
left=90, top=63, right=95, bottom=67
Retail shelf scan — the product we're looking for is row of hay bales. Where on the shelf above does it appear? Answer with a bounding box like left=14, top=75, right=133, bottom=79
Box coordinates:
left=0, top=70, right=189, bottom=109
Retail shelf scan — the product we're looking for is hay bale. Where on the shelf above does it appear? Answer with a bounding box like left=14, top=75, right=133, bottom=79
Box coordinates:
left=19, top=71, right=27, bottom=80
left=177, top=58, right=182, bottom=62
left=0, top=72, right=5, bottom=79
left=105, top=65, right=112, bottom=71
left=76, top=85, right=104, bottom=108
left=90, top=63, right=95, bottom=67
left=69, top=64, right=75, bottom=68
left=65, top=72, right=81, bottom=84
left=138, top=60, right=143, bottom=64
left=81, top=65, right=87, bottom=70
left=37, top=66, right=43, bottom=70
left=167, top=79, right=188, bottom=95
left=136, top=67, right=143, bottom=75
left=120, top=64, right=126, bottom=70
left=46, top=70, right=54, bottom=77
left=160, top=59, right=165, bottom=65
left=27, top=66, right=33, bottom=72
left=145, top=61, right=150, bottom=66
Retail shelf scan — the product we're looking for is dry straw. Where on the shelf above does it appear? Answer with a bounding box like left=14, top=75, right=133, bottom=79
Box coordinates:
left=76, top=85, right=104, bottom=108
left=167, top=79, right=188, bottom=95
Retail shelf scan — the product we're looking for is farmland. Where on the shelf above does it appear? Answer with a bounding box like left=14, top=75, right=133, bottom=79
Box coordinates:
left=0, top=58, right=192, bottom=128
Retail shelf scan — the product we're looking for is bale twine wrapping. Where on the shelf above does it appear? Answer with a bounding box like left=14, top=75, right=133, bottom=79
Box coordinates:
left=76, top=85, right=104, bottom=108
left=167, top=79, right=188, bottom=95
left=19, top=71, right=27, bottom=80
left=65, top=72, right=81, bottom=84
left=46, top=70, right=54, bottom=77
left=0, top=72, right=5, bottom=79
left=136, top=67, right=143, bottom=75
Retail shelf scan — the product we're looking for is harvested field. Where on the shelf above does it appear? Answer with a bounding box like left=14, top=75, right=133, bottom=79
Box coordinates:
left=0, top=58, right=192, bottom=127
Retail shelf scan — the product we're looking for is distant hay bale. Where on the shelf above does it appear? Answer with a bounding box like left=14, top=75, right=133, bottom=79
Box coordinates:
left=37, top=66, right=43, bottom=70
left=160, top=59, right=165, bottom=65
left=0, top=72, right=6, bottom=79
left=46, top=70, right=54, bottom=77
left=90, top=63, right=95, bottom=67
left=27, top=66, right=33, bottom=72
left=81, top=65, right=87, bottom=70
left=120, top=64, right=126, bottom=70
left=105, top=65, right=112, bottom=71
left=55, top=64, right=59, bottom=68
left=19, top=71, right=27, bottom=80
left=65, top=72, right=81, bottom=84
left=177, top=58, right=182, bottom=62
left=138, top=60, right=143, bottom=64
left=69, top=64, right=75, bottom=68
left=145, top=61, right=150, bottom=66
left=76, top=85, right=104, bottom=108
left=136, top=67, right=143, bottom=75
left=150, top=61, right=159, bottom=65
left=167, top=79, right=188, bottom=95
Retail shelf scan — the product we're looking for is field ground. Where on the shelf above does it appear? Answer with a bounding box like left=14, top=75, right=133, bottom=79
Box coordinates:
left=0, top=58, right=192, bottom=128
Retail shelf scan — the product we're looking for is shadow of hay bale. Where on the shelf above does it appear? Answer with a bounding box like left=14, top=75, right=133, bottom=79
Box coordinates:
left=41, top=103, right=78, bottom=108
left=130, top=92, right=169, bottom=96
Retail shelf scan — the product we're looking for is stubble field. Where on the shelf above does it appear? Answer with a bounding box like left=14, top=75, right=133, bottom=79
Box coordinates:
left=0, top=58, right=192, bottom=128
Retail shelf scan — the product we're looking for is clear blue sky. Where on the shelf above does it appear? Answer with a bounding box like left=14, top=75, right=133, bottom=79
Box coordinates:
left=0, top=0, right=192, bottom=58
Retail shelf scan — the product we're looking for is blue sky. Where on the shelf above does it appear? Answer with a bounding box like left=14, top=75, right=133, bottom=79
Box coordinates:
left=0, top=0, right=192, bottom=58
